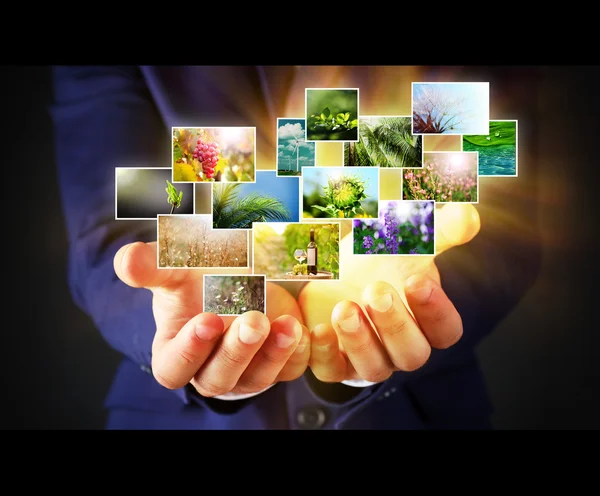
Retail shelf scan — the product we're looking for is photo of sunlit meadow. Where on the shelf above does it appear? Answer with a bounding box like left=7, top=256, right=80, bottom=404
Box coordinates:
left=158, top=215, right=248, bottom=268
left=403, top=152, right=478, bottom=203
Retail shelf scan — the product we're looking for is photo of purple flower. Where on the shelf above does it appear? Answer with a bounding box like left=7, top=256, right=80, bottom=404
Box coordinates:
left=353, top=201, right=435, bottom=255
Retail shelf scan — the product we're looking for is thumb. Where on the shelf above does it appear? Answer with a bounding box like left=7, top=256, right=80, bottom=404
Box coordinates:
left=114, top=241, right=189, bottom=290
left=435, top=203, right=481, bottom=256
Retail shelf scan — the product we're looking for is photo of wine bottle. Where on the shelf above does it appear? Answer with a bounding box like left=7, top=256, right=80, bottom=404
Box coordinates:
left=307, top=228, right=318, bottom=275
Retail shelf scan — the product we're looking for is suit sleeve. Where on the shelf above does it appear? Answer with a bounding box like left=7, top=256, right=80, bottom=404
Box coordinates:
left=50, top=66, right=252, bottom=411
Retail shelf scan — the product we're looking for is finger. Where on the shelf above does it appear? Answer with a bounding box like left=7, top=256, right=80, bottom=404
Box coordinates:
left=331, top=301, right=393, bottom=384
left=235, top=315, right=303, bottom=394
left=362, top=281, right=431, bottom=371
left=151, top=312, right=224, bottom=390
left=114, top=241, right=190, bottom=290
left=435, top=203, right=481, bottom=256
left=276, top=324, right=311, bottom=383
left=192, top=311, right=270, bottom=397
left=309, top=323, right=348, bottom=383
left=405, top=273, right=463, bottom=349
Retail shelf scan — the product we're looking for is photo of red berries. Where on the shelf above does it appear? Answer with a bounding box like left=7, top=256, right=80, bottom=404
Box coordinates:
left=172, top=127, right=255, bottom=182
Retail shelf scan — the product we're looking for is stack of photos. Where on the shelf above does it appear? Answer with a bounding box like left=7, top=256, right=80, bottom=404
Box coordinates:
left=113, top=82, right=518, bottom=314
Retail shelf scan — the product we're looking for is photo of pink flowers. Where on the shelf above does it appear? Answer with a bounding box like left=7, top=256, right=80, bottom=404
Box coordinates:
left=403, top=152, right=478, bottom=203
left=353, top=201, right=435, bottom=255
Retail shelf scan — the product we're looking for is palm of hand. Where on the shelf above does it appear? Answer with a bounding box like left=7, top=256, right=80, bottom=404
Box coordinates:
left=298, top=229, right=440, bottom=331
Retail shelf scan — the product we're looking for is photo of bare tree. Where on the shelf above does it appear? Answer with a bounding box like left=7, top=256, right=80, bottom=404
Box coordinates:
left=412, top=83, right=489, bottom=135
left=158, top=215, right=248, bottom=268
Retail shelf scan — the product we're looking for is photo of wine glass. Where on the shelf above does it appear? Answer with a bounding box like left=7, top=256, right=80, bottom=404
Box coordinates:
left=294, top=249, right=307, bottom=264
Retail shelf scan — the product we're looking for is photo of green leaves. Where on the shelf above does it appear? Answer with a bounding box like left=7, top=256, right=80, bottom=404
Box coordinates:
left=306, top=89, right=359, bottom=142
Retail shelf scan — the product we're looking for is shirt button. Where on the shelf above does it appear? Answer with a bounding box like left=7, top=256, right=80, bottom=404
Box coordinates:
left=140, top=365, right=152, bottom=374
left=296, top=406, right=328, bottom=429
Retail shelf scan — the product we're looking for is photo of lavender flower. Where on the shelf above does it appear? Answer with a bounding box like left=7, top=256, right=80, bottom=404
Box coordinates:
left=203, top=275, right=266, bottom=316
left=353, top=201, right=435, bottom=255
left=403, top=152, right=478, bottom=203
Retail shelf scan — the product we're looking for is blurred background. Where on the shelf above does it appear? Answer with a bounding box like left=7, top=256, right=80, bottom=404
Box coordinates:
left=5, top=65, right=598, bottom=429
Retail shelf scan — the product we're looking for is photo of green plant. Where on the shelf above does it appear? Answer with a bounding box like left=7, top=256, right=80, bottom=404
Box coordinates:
left=158, top=215, right=248, bottom=268
left=116, top=168, right=194, bottom=219
left=212, top=171, right=299, bottom=229
left=403, top=152, right=478, bottom=203
left=253, top=222, right=340, bottom=280
left=306, top=89, right=359, bottom=142
left=353, top=201, right=435, bottom=255
left=172, top=127, right=255, bottom=182
left=276, top=118, right=315, bottom=176
left=462, top=120, right=518, bottom=176
left=203, top=275, right=266, bottom=316
left=344, top=116, right=423, bottom=168
left=302, top=167, right=379, bottom=219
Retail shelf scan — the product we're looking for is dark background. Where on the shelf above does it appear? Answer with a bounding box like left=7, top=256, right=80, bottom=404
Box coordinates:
left=5, top=66, right=598, bottom=430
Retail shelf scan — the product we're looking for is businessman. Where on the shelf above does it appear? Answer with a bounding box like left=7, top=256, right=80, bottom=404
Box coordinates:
left=51, top=65, right=541, bottom=429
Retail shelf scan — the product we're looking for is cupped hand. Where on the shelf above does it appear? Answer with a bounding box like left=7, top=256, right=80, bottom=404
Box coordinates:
left=114, top=242, right=310, bottom=397
left=301, top=203, right=481, bottom=383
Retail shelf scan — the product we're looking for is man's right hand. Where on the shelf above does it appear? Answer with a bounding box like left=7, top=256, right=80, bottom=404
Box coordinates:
left=113, top=242, right=310, bottom=398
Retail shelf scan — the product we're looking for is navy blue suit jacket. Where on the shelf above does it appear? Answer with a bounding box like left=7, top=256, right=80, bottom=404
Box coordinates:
left=50, top=66, right=542, bottom=429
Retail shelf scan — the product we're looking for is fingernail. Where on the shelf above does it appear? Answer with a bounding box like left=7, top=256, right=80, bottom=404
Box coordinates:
left=294, top=344, right=307, bottom=354
left=195, top=324, right=221, bottom=341
left=338, top=312, right=361, bottom=333
left=368, top=293, right=393, bottom=313
left=275, top=332, right=296, bottom=349
left=315, top=343, right=331, bottom=353
left=405, top=275, right=434, bottom=304
left=239, top=323, right=264, bottom=345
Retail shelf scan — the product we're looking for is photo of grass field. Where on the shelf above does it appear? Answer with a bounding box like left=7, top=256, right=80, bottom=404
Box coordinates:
left=203, top=275, right=266, bottom=316
left=463, top=120, right=518, bottom=176
left=158, top=215, right=248, bottom=268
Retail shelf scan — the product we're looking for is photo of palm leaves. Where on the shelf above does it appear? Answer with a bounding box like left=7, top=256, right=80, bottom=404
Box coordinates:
left=344, top=116, right=422, bottom=168
left=212, top=170, right=299, bottom=229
